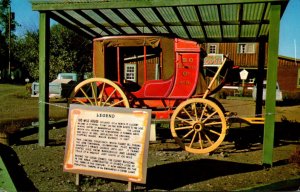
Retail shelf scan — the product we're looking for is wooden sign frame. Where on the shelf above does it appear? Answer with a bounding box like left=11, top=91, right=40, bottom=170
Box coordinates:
left=63, top=104, right=151, bottom=184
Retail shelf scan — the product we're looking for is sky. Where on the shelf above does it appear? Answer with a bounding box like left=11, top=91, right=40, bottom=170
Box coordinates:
left=11, top=0, right=300, bottom=59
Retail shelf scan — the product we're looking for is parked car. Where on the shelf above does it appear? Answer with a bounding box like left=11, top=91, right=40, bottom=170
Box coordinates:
left=252, top=80, right=283, bottom=101
left=31, top=73, right=78, bottom=99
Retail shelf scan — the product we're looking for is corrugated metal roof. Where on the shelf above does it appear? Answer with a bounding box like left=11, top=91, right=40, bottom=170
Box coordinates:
left=31, top=0, right=289, bottom=42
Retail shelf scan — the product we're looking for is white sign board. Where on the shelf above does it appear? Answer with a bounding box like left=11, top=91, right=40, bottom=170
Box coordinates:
left=204, top=54, right=223, bottom=67
left=64, top=104, right=151, bottom=184
left=239, top=69, right=249, bottom=80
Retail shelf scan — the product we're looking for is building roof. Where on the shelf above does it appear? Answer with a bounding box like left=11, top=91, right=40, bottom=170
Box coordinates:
left=31, top=0, right=289, bottom=42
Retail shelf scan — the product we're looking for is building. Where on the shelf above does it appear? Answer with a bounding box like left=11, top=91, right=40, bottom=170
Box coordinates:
left=204, top=42, right=300, bottom=99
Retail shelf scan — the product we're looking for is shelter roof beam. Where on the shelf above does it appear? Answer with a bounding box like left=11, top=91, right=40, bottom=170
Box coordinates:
left=131, top=8, right=157, bottom=34
left=56, top=10, right=98, bottom=37
left=49, top=11, right=94, bottom=39
left=111, top=9, right=142, bottom=34
left=92, top=9, right=126, bottom=34
left=32, top=0, right=287, bottom=10
left=75, top=10, right=113, bottom=36
left=217, top=4, right=224, bottom=41
left=194, top=6, right=207, bottom=41
left=172, top=7, right=192, bottom=39
left=151, top=7, right=174, bottom=36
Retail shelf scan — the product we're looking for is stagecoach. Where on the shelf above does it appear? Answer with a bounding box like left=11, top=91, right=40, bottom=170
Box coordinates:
left=69, top=35, right=262, bottom=154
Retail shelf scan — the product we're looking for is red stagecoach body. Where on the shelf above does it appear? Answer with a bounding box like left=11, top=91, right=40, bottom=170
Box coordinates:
left=92, top=36, right=212, bottom=119
left=70, top=35, right=241, bottom=154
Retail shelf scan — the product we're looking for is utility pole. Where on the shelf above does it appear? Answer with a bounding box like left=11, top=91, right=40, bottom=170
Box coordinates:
left=8, top=1, right=11, bottom=77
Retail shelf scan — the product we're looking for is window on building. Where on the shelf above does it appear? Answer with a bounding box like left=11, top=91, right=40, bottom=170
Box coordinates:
left=238, top=43, right=256, bottom=54
left=207, top=43, right=219, bottom=54
left=124, top=63, right=137, bottom=82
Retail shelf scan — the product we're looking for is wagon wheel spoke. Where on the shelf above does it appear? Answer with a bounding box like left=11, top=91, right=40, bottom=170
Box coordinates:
left=174, top=125, right=193, bottom=131
left=102, top=88, right=117, bottom=106
left=192, top=103, right=198, bottom=121
left=170, top=98, right=226, bottom=154
left=203, top=131, right=214, bottom=146
left=202, top=111, right=218, bottom=124
left=198, top=132, right=203, bottom=149
left=79, top=87, right=94, bottom=105
left=189, top=132, right=197, bottom=148
left=175, top=116, right=193, bottom=125
left=110, top=99, right=126, bottom=107
left=90, top=82, right=97, bottom=106
left=199, top=103, right=208, bottom=120
left=205, top=121, right=223, bottom=126
left=204, top=128, right=221, bottom=136
left=97, top=82, right=106, bottom=106
left=69, top=78, right=129, bottom=108
left=182, top=129, right=195, bottom=139
left=183, top=107, right=194, bottom=121
left=73, top=98, right=88, bottom=106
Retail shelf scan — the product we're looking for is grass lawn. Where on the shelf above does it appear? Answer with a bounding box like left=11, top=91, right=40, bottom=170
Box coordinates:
left=0, top=84, right=68, bottom=133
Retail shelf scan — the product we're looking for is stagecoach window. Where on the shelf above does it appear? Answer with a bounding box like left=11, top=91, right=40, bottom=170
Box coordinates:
left=124, top=64, right=137, bottom=82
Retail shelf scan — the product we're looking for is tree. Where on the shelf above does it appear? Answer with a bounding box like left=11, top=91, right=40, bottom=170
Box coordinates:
left=0, top=0, right=17, bottom=80
left=13, top=24, right=92, bottom=81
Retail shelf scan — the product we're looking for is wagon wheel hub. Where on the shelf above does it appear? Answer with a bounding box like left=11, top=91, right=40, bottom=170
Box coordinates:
left=193, top=122, right=203, bottom=132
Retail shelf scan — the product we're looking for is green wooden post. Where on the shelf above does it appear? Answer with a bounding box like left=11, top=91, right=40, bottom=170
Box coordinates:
left=262, top=4, right=281, bottom=166
left=38, top=12, right=50, bottom=146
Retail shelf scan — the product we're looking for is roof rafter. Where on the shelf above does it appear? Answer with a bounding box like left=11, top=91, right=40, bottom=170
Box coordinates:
left=49, top=12, right=94, bottom=39
left=194, top=6, right=207, bottom=41
left=172, top=6, right=192, bottom=39
left=75, top=10, right=113, bottom=36
left=111, top=9, right=142, bottom=34
left=217, top=4, right=223, bottom=41
left=256, top=2, right=268, bottom=40
left=131, top=8, right=157, bottom=34
left=92, top=9, right=126, bottom=34
left=151, top=7, right=174, bottom=35
left=56, top=10, right=99, bottom=37
left=238, top=3, right=243, bottom=40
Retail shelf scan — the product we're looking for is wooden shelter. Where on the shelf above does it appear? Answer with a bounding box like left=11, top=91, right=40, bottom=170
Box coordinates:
left=31, top=0, right=289, bottom=166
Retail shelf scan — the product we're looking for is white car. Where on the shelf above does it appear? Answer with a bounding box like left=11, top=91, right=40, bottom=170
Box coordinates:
left=252, top=80, right=283, bottom=101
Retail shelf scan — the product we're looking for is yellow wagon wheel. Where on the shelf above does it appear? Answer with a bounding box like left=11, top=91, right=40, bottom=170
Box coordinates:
left=69, top=78, right=129, bottom=108
left=170, top=98, right=227, bottom=154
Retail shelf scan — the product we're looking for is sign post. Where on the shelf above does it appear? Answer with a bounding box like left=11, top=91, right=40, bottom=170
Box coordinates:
left=64, top=104, right=151, bottom=188
left=239, top=69, right=249, bottom=96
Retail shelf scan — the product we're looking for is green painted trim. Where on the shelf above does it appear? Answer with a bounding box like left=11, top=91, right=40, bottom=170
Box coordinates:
left=31, top=0, right=288, bottom=11
left=0, top=156, right=17, bottom=192
left=38, top=12, right=50, bottom=147
left=262, top=3, right=281, bottom=166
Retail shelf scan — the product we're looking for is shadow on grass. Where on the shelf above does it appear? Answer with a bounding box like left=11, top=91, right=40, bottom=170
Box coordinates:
left=146, top=159, right=262, bottom=190
left=0, top=143, right=37, bottom=191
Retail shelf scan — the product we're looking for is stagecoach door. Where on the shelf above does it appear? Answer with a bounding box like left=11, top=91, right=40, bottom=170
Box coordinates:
left=168, top=52, right=199, bottom=98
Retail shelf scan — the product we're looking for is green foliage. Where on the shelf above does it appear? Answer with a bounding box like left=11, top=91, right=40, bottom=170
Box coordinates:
left=0, top=0, right=18, bottom=79
left=13, top=24, right=92, bottom=81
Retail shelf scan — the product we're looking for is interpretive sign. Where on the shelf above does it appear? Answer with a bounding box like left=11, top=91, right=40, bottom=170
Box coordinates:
left=63, top=104, right=151, bottom=184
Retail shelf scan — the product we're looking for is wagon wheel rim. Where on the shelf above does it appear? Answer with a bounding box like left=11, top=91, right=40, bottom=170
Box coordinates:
left=69, top=78, right=129, bottom=108
left=170, top=98, right=226, bottom=154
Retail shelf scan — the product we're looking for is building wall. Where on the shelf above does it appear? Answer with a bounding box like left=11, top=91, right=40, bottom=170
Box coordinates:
left=277, top=56, right=300, bottom=98
left=205, top=42, right=300, bottom=98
